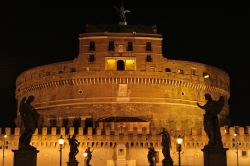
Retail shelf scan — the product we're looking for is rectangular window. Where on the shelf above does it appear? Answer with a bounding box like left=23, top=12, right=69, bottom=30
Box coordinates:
left=127, top=42, right=133, bottom=51
left=178, top=69, right=184, bottom=74
left=106, top=59, right=116, bottom=70
left=191, top=68, right=196, bottom=75
left=125, top=59, right=135, bottom=70
left=105, top=58, right=136, bottom=71
left=165, top=68, right=171, bottom=72
left=242, top=150, right=247, bottom=157
left=88, top=54, right=95, bottom=62
left=146, top=42, right=152, bottom=51
left=146, top=55, right=152, bottom=62
left=108, top=41, right=115, bottom=51
left=89, top=41, right=95, bottom=51
left=70, top=68, right=76, bottom=72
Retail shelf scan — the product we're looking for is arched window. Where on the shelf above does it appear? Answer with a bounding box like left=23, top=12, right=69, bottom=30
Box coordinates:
left=117, top=60, right=125, bottom=70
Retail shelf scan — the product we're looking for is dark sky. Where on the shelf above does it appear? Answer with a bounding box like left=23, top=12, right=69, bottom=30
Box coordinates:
left=0, top=5, right=249, bottom=127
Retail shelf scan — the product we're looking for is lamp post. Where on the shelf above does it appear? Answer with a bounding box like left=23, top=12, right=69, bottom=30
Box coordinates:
left=153, top=155, right=156, bottom=166
left=83, top=147, right=93, bottom=166
left=233, top=133, right=239, bottom=166
left=58, top=135, right=64, bottom=166
left=2, top=134, right=7, bottom=166
left=83, top=152, right=87, bottom=165
left=176, top=136, right=183, bottom=166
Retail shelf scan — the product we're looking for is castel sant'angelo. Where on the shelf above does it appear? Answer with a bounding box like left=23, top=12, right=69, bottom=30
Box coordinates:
left=1, top=9, right=250, bottom=166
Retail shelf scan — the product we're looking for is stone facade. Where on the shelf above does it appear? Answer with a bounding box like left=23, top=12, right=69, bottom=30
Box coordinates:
left=15, top=25, right=230, bottom=131
left=5, top=25, right=235, bottom=165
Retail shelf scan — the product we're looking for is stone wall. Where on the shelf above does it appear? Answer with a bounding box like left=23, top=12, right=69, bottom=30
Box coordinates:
left=0, top=126, right=249, bottom=166
left=15, top=65, right=230, bottom=127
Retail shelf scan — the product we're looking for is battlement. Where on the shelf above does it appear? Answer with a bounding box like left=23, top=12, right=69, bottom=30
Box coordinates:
left=1, top=126, right=249, bottom=150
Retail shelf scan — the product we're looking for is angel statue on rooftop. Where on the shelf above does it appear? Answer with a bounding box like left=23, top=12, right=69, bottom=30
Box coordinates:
left=114, top=1, right=131, bottom=25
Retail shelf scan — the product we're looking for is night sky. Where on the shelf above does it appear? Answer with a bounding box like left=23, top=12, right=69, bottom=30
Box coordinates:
left=0, top=5, right=249, bottom=127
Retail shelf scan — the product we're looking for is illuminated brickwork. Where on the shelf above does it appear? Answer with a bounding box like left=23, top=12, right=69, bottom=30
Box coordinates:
left=1, top=126, right=249, bottom=166
left=8, top=25, right=234, bottom=165
left=15, top=25, right=230, bottom=130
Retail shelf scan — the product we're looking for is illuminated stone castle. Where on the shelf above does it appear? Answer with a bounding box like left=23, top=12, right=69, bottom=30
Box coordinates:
left=1, top=25, right=249, bottom=166
left=15, top=24, right=230, bottom=129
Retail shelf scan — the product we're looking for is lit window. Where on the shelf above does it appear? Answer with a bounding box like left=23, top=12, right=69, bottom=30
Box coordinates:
left=106, top=59, right=116, bottom=70
left=203, top=72, right=210, bottom=79
left=178, top=69, right=184, bottom=74
left=125, top=59, right=135, bottom=70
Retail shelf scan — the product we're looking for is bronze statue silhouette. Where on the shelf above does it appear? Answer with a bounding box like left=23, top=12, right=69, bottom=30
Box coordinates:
left=197, top=93, right=224, bottom=148
left=19, top=95, right=40, bottom=150
left=68, top=133, right=80, bottom=162
left=160, top=128, right=173, bottom=166
left=148, top=145, right=157, bottom=166
left=84, top=147, right=93, bottom=166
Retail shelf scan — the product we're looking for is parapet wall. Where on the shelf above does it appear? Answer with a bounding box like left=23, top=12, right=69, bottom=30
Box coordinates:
left=1, top=126, right=249, bottom=150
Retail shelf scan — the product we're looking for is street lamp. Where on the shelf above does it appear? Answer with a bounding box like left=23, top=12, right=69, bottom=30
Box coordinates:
left=58, top=135, right=64, bottom=166
left=83, top=151, right=88, bottom=166
left=83, top=147, right=93, bottom=166
left=176, top=135, right=183, bottom=166
left=2, top=134, right=7, bottom=166
left=233, top=133, right=240, bottom=166
left=83, top=151, right=87, bottom=157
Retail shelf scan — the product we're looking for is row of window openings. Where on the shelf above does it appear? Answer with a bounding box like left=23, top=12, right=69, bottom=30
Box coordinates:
left=89, top=41, right=152, bottom=51
left=165, top=68, right=210, bottom=78
left=88, top=55, right=152, bottom=63
left=88, top=55, right=207, bottom=77
left=165, top=68, right=197, bottom=75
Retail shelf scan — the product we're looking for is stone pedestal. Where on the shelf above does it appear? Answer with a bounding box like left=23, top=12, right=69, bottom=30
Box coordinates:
left=67, top=161, right=79, bottom=166
left=12, top=149, right=39, bottom=166
left=202, top=146, right=228, bottom=166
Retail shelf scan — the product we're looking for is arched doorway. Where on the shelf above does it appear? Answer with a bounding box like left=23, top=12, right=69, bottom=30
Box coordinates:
left=117, top=60, right=125, bottom=70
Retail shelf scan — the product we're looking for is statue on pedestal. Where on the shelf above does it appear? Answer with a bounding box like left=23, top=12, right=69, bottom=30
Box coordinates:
left=197, top=93, right=224, bottom=148
left=114, top=3, right=130, bottom=25
left=18, top=96, right=40, bottom=150
left=160, top=128, right=173, bottom=166
left=68, top=134, right=80, bottom=162
left=148, top=145, right=156, bottom=166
